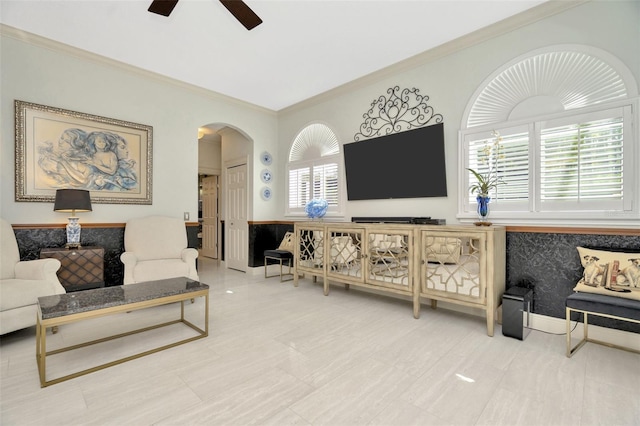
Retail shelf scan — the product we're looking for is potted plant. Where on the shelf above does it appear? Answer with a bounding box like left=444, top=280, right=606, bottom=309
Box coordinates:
left=467, top=130, right=504, bottom=224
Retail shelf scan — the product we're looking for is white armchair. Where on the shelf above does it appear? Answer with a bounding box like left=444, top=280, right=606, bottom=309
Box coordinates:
left=1, top=218, right=65, bottom=335
left=120, top=215, right=199, bottom=285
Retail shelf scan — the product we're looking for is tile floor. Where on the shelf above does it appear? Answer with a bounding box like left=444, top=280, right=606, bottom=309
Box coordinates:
left=1, top=257, right=639, bottom=426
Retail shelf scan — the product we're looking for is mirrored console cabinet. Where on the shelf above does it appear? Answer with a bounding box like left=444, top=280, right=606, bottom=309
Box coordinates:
left=293, top=222, right=506, bottom=336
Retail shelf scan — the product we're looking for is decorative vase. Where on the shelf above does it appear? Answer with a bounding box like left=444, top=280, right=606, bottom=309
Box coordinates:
left=66, top=217, right=81, bottom=247
left=476, top=194, right=491, bottom=224
left=305, top=199, right=329, bottom=221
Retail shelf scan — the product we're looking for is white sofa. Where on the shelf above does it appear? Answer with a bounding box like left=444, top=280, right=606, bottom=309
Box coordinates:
left=120, top=215, right=199, bottom=285
left=1, top=218, right=65, bottom=335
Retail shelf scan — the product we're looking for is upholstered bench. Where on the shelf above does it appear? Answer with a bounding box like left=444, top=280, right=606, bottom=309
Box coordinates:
left=566, top=292, right=640, bottom=357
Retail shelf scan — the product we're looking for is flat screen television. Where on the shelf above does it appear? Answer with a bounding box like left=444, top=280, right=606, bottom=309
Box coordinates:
left=343, top=123, right=447, bottom=200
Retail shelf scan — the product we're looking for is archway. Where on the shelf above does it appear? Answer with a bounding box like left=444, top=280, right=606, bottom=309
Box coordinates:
left=197, top=123, right=253, bottom=272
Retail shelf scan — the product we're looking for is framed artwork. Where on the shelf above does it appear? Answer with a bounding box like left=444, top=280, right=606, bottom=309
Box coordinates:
left=15, top=100, right=153, bottom=204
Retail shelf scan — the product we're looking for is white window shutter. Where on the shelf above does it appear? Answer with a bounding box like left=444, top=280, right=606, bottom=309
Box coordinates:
left=288, top=167, right=310, bottom=209
left=467, top=129, right=530, bottom=205
left=313, top=163, right=339, bottom=206
left=540, top=115, right=624, bottom=207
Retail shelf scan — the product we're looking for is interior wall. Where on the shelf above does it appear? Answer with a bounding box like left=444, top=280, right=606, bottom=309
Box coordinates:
left=277, top=1, right=640, bottom=225
left=0, top=27, right=279, bottom=225
left=198, top=134, right=222, bottom=176
left=2, top=2, right=638, bottom=227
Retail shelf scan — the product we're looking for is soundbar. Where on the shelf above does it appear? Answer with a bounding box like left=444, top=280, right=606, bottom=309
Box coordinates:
left=351, top=217, right=445, bottom=225
left=410, top=217, right=446, bottom=225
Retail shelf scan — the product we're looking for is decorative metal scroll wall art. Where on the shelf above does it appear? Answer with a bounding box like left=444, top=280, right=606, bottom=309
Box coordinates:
left=354, top=86, right=443, bottom=141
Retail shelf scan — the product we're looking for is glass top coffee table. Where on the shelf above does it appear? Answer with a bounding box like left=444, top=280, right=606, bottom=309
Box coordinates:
left=36, top=277, right=209, bottom=387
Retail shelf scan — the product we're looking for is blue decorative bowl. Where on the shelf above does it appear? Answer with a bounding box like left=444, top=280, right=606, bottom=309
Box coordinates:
left=305, top=199, right=328, bottom=219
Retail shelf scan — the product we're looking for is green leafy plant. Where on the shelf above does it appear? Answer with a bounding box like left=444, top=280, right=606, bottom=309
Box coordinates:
left=467, top=130, right=505, bottom=196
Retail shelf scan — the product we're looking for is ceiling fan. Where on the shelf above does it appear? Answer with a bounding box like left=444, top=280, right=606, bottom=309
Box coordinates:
left=148, top=0, right=263, bottom=30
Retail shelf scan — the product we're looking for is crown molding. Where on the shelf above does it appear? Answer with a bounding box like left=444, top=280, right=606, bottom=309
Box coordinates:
left=279, top=0, right=588, bottom=114
left=0, top=23, right=277, bottom=116
left=1, top=1, right=587, bottom=116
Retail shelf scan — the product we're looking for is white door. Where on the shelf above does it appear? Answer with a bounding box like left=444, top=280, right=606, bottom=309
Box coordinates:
left=201, top=175, right=218, bottom=259
left=226, top=163, right=248, bottom=271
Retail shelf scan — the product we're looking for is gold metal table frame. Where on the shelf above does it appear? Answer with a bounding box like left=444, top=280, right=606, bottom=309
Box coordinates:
left=565, top=305, right=640, bottom=357
left=36, top=281, right=209, bottom=387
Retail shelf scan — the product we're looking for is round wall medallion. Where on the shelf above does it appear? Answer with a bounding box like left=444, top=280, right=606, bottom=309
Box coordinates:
left=261, top=169, right=273, bottom=183
left=260, top=151, right=273, bottom=166
left=261, top=187, right=272, bottom=200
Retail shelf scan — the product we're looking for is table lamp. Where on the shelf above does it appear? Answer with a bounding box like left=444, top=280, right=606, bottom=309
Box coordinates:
left=54, top=189, right=92, bottom=248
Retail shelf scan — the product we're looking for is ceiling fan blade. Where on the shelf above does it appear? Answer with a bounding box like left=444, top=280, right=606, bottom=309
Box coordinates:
left=219, top=0, right=263, bottom=30
left=148, top=0, right=179, bottom=17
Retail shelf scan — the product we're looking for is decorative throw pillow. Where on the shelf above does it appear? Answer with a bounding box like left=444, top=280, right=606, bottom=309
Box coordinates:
left=574, top=246, right=640, bottom=301
left=278, top=232, right=295, bottom=253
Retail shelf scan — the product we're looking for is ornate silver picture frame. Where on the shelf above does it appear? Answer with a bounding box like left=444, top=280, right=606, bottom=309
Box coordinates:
left=15, top=100, right=152, bottom=204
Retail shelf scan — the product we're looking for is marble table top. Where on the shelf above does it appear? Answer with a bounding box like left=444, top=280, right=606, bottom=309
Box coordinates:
left=38, top=277, right=209, bottom=319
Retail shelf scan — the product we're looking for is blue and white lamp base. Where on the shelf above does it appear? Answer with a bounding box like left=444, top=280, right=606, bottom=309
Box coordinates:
left=66, top=217, right=82, bottom=248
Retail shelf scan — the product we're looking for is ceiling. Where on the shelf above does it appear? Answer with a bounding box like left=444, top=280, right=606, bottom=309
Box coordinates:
left=1, top=0, right=549, bottom=111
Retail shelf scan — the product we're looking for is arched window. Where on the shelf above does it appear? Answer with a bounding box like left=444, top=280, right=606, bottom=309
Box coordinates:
left=459, top=45, right=638, bottom=225
left=287, top=123, right=342, bottom=216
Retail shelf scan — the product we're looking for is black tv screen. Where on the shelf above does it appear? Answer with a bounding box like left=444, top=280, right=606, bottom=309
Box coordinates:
left=343, top=123, right=447, bottom=200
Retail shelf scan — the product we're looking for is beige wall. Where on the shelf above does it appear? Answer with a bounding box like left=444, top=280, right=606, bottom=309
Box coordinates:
left=198, top=135, right=222, bottom=176
left=0, top=27, right=278, bottom=224
left=2, top=1, right=638, bottom=226
left=277, top=1, right=640, bottom=225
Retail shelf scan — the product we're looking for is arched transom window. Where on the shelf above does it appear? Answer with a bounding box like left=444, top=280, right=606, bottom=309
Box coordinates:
left=287, top=123, right=342, bottom=215
left=459, top=45, right=638, bottom=225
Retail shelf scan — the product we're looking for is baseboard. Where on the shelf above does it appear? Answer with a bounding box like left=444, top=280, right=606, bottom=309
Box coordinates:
left=529, top=311, right=567, bottom=334
left=531, top=312, right=640, bottom=352
left=432, top=303, right=640, bottom=351
left=431, top=301, right=640, bottom=351
left=249, top=265, right=264, bottom=276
